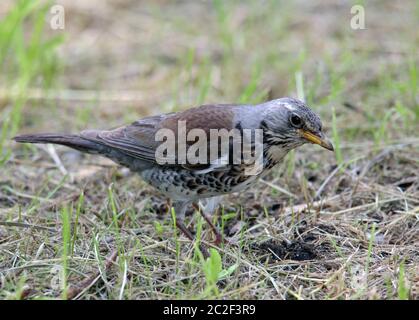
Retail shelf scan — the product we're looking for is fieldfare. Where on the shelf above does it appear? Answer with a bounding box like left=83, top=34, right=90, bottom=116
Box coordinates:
left=14, top=97, right=334, bottom=256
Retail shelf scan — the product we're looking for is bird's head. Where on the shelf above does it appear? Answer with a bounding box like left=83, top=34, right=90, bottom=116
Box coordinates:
left=260, top=97, right=334, bottom=152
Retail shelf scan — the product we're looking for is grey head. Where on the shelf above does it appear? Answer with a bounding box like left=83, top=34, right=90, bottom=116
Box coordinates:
left=258, top=97, right=334, bottom=151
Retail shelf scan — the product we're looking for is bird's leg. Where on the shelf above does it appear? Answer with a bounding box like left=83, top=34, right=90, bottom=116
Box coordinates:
left=194, top=196, right=228, bottom=246
left=173, top=201, right=209, bottom=258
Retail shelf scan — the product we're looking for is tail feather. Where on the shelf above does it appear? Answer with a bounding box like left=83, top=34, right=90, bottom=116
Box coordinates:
left=13, top=133, right=101, bottom=154
left=13, top=132, right=153, bottom=171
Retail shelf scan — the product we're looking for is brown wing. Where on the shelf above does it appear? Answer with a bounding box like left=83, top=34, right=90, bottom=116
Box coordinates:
left=82, top=114, right=169, bottom=162
left=81, top=104, right=238, bottom=171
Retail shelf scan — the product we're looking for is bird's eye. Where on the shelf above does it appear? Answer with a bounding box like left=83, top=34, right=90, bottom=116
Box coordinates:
left=290, top=113, right=302, bottom=128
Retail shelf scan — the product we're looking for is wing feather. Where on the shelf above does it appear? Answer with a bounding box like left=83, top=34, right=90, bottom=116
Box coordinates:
left=81, top=104, right=240, bottom=173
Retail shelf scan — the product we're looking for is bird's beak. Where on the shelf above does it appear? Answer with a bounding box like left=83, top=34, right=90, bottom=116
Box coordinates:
left=299, top=129, right=334, bottom=151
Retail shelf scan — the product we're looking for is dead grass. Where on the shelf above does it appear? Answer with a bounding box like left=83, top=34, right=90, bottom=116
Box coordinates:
left=0, top=0, right=418, bottom=299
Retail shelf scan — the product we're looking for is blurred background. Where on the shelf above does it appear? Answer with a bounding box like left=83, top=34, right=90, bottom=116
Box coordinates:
left=0, top=0, right=418, bottom=299
left=0, top=1, right=417, bottom=143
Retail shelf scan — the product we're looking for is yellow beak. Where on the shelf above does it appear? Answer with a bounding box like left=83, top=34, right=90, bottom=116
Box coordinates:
left=299, top=129, right=334, bottom=151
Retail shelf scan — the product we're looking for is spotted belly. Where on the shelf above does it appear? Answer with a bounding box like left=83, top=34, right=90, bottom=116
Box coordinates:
left=141, top=165, right=261, bottom=201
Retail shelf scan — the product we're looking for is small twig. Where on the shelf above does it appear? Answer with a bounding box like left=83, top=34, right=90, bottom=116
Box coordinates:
left=64, top=200, right=130, bottom=299
left=376, top=206, right=419, bottom=234
left=325, top=197, right=405, bottom=216
left=1, top=186, right=54, bottom=203
left=65, top=249, right=118, bottom=300
left=3, top=192, right=81, bottom=219
left=349, top=147, right=396, bottom=207
left=0, top=221, right=56, bottom=232
left=260, top=179, right=298, bottom=199
left=282, top=195, right=341, bottom=215
left=309, top=249, right=357, bottom=295
left=314, top=166, right=340, bottom=199
left=44, top=144, right=68, bottom=176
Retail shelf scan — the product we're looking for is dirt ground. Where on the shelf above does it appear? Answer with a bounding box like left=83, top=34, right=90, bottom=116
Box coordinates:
left=0, top=0, right=418, bottom=299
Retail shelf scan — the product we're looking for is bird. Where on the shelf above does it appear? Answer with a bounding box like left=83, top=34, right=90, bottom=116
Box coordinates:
left=14, top=97, right=334, bottom=257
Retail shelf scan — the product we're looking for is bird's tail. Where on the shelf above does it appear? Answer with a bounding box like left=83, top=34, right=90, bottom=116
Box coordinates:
left=13, top=133, right=102, bottom=154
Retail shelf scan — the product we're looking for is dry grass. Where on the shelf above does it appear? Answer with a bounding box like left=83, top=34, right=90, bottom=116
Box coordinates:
left=0, top=0, right=418, bottom=299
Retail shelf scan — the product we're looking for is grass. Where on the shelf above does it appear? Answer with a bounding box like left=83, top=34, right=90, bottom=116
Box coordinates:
left=332, top=107, right=343, bottom=167
left=60, top=205, right=71, bottom=299
left=0, top=0, right=418, bottom=300
left=0, top=0, right=63, bottom=167
left=397, top=260, right=409, bottom=300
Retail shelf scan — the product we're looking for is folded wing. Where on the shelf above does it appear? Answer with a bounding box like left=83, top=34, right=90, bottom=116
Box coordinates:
left=81, top=104, right=240, bottom=173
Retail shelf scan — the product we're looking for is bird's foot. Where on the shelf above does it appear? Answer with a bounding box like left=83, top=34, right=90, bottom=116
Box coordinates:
left=196, top=208, right=230, bottom=246
left=175, top=219, right=210, bottom=258
left=213, top=230, right=231, bottom=246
